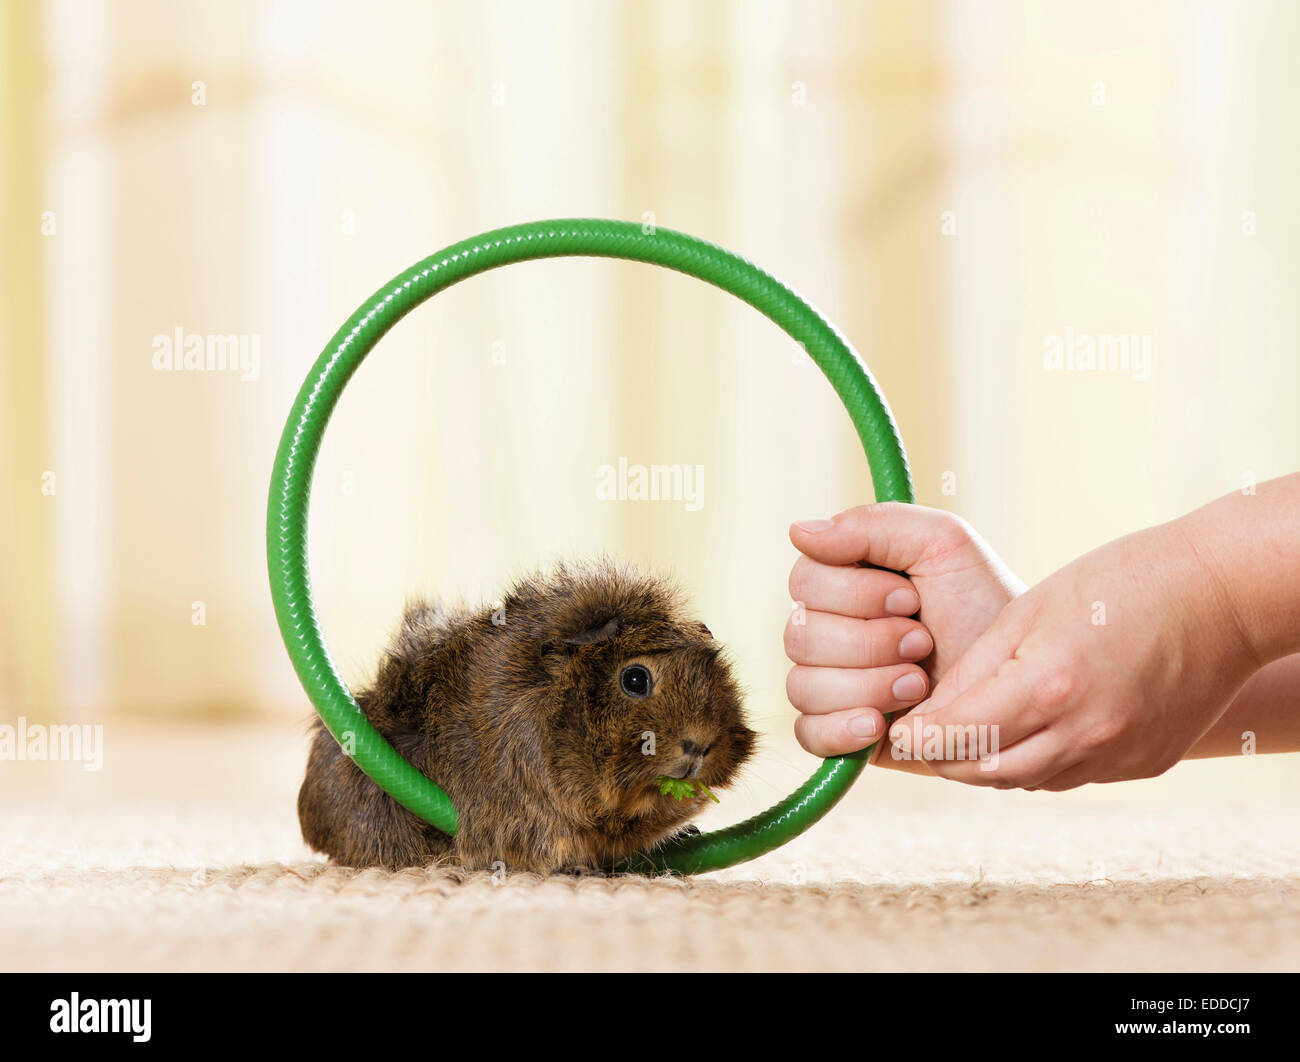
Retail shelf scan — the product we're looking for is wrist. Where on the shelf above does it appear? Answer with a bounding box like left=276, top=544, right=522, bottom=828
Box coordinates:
left=1176, top=478, right=1300, bottom=667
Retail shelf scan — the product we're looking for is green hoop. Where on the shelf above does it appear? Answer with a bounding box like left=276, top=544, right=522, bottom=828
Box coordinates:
left=267, top=218, right=914, bottom=875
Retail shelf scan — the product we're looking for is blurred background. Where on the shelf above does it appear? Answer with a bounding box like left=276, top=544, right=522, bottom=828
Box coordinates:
left=2, top=0, right=1298, bottom=853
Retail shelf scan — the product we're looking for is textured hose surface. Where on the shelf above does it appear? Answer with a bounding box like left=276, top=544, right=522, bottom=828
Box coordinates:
left=267, top=218, right=915, bottom=872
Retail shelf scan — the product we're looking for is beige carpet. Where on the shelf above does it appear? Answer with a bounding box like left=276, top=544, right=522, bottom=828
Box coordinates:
left=2, top=721, right=1298, bottom=971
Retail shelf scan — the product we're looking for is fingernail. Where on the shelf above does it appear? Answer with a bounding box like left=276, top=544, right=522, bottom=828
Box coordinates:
left=847, top=713, right=879, bottom=739
left=794, top=518, right=834, bottom=533
left=892, top=672, right=926, bottom=701
left=884, top=588, right=919, bottom=616
left=898, top=630, right=933, bottom=660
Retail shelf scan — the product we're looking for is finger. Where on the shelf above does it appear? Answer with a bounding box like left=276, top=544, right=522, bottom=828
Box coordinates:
left=925, top=729, right=1079, bottom=789
left=784, top=610, right=933, bottom=668
left=786, top=663, right=929, bottom=714
left=790, top=502, right=971, bottom=572
left=890, top=657, right=1048, bottom=753
left=902, top=612, right=1026, bottom=723
left=867, top=722, right=946, bottom=775
left=789, top=555, right=919, bottom=619
left=794, top=708, right=888, bottom=757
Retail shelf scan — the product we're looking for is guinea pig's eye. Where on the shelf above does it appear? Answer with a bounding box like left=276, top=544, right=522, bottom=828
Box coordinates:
left=619, top=664, right=653, bottom=698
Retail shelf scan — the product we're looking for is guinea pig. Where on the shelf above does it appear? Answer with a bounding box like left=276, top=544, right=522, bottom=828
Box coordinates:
left=297, top=561, right=756, bottom=873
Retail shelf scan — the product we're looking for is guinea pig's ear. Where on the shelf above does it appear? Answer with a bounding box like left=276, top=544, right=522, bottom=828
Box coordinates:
left=559, top=616, right=620, bottom=646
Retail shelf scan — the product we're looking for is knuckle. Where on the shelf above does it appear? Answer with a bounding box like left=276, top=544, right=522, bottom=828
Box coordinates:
left=861, top=621, right=884, bottom=667
left=1030, top=666, right=1078, bottom=712
left=946, top=511, right=976, bottom=542
left=852, top=502, right=892, bottom=521
left=868, top=500, right=913, bottom=525
left=785, top=666, right=810, bottom=708
left=793, top=714, right=828, bottom=756
left=782, top=616, right=805, bottom=661
left=929, top=509, right=972, bottom=550
left=791, top=714, right=813, bottom=753
left=788, top=557, right=810, bottom=601
left=851, top=572, right=879, bottom=617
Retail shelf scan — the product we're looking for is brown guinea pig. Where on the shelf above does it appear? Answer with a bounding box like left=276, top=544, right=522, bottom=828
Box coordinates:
left=297, top=561, right=756, bottom=873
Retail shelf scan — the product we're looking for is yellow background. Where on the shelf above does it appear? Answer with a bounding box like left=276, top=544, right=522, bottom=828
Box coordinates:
left=2, top=1, right=1297, bottom=803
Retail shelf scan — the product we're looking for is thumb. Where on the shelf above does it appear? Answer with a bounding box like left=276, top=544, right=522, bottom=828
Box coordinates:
left=790, top=502, right=972, bottom=573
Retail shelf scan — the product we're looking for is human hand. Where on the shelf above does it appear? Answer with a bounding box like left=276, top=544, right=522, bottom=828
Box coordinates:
left=784, top=502, right=1024, bottom=759
left=887, top=518, right=1262, bottom=790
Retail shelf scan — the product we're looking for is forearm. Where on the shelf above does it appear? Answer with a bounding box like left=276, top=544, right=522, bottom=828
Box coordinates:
left=1187, top=652, right=1300, bottom=757
left=1178, top=473, right=1300, bottom=667
left=1152, top=475, right=1300, bottom=758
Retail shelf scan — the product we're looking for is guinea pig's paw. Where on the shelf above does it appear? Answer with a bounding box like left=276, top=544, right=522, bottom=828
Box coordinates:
left=677, top=823, right=702, bottom=838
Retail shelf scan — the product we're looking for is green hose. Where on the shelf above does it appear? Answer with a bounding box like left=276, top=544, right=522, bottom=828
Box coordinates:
left=267, top=218, right=915, bottom=875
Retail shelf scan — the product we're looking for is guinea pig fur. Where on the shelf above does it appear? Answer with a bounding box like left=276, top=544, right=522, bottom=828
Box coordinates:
left=297, top=561, right=756, bottom=873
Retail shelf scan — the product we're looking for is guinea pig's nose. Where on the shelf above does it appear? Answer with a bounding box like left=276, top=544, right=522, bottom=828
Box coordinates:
left=674, top=739, right=712, bottom=779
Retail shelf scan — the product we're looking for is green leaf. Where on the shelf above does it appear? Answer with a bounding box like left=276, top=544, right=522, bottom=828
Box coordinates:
left=655, top=776, right=721, bottom=803
left=656, top=776, right=698, bottom=801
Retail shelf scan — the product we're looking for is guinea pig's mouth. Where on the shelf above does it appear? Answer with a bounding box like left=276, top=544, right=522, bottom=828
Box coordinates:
left=661, top=742, right=710, bottom=781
